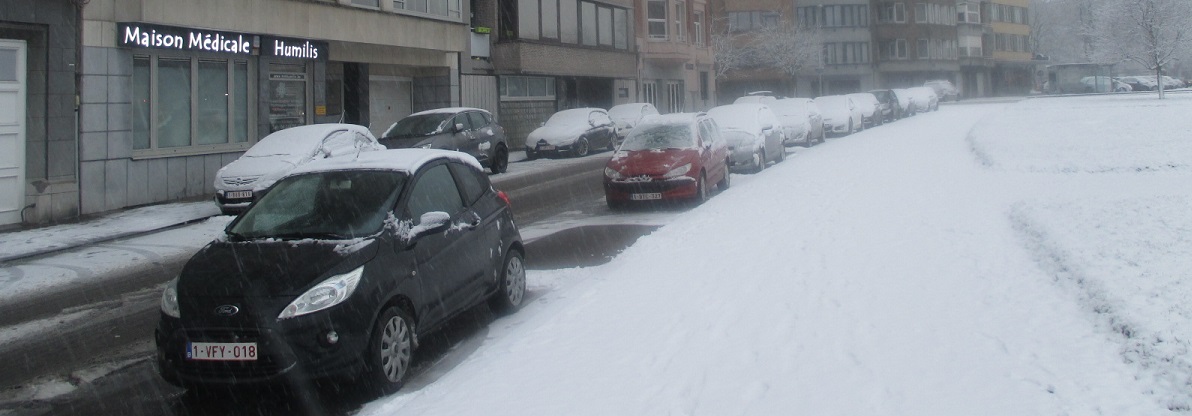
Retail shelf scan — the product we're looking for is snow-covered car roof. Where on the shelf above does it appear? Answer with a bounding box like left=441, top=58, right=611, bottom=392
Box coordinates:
left=608, top=103, right=659, bottom=122
left=243, top=123, right=376, bottom=158
left=547, top=108, right=607, bottom=126
left=286, top=149, right=484, bottom=178
left=634, top=112, right=702, bottom=127
left=407, top=107, right=493, bottom=117
left=707, top=103, right=773, bottom=131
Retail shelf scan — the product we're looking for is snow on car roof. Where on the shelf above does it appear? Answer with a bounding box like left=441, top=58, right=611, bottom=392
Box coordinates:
left=286, top=149, right=483, bottom=177
left=635, top=112, right=700, bottom=127
left=407, top=107, right=492, bottom=117
left=244, top=123, right=373, bottom=157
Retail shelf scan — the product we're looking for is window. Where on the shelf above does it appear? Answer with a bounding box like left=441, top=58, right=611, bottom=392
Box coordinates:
left=648, top=0, right=667, bottom=39
left=614, top=8, right=628, bottom=49
left=674, top=2, right=686, bottom=42
left=560, top=0, right=578, bottom=43
left=352, top=0, right=379, bottom=7
left=132, top=55, right=254, bottom=153
left=915, top=3, right=926, bottom=23
left=542, top=0, right=559, bottom=38
left=731, top=11, right=780, bottom=32
left=581, top=1, right=597, bottom=45
left=699, top=71, right=708, bottom=100
left=406, top=164, right=464, bottom=225
left=394, top=0, right=462, bottom=18
left=959, top=2, right=979, bottom=23
left=598, top=6, right=613, bottom=46
left=519, top=0, right=539, bottom=39
left=824, top=42, right=871, bottom=64
left=642, top=82, right=658, bottom=108
left=666, top=81, right=683, bottom=113
left=693, top=11, right=704, bottom=46
left=882, top=39, right=908, bottom=59
left=500, top=76, right=556, bottom=100
left=917, top=38, right=929, bottom=58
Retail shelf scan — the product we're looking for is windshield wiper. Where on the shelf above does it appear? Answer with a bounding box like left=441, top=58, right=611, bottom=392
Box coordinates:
left=268, top=232, right=352, bottom=241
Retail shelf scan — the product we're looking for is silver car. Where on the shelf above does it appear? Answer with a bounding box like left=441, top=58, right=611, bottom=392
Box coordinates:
left=379, top=107, right=511, bottom=174
left=707, top=103, right=786, bottom=173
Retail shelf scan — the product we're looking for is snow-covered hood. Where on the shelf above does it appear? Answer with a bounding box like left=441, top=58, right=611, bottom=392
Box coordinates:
left=607, top=149, right=698, bottom=177
left=215, top=154, right=308, bottom=192
left=528, top=124, right=589, bottom=146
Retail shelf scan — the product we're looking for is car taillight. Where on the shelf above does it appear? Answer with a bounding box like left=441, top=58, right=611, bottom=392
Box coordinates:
left=497, top=190, right=511, bottom=207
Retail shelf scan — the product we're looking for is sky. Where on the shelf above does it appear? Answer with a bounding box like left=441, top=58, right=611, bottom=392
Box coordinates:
left=358, top=93, right=1192, bottom=415
left=1, top=93, right=1190, bottom=415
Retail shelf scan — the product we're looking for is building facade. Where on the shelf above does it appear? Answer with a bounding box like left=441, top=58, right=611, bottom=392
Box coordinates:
left=957, top=0, right=992, bottom=98
left=1, top=0, right=80, bottom=228
left=794, top=0, right=878, bottom=96
left=638, top=0, right=717, bottom=113
left=988, top=0, right=1034, bottom=95
left=468, top=0, right=637, bottom=148
left=872, top=0, right=960, bottom=89
left=72, top=0, right=466, bottom=221
left=710, top=0, right=797, bottom=101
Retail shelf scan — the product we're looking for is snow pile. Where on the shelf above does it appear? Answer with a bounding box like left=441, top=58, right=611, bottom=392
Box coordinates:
left=968, top=93, right=1192, bottom=173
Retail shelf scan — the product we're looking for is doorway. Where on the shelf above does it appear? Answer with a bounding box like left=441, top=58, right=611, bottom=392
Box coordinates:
left=0, top=39, right=26, bottom=226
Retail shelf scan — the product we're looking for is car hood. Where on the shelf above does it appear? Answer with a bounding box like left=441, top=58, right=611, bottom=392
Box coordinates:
left=177, top=238, right=379, bottom=298
left=215, top=155, right=303, bottom=192
left=608, top=149, right=697, bottom=176
left=529, top=125, right=589, bottom=145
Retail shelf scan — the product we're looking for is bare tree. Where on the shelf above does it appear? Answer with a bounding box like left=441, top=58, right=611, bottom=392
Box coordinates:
left=1095, top=0, right=1192, bottom=98
left=711, top=19, right=824, bottom=84
left=1031, top=0, right=1103, bottom=63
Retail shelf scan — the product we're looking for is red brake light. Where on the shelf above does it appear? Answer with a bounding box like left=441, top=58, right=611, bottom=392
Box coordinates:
left=497, top=190, right=511, bottom=207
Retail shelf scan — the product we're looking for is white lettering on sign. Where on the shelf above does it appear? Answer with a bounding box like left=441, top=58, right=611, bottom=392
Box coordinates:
left=188, top=32, right=250, bottom=54
left=124, top=26, right=184, bottom=49
left=273, top=39, right=320, bottom=59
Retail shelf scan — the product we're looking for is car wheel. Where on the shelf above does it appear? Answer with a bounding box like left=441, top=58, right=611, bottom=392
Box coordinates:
left=490, top=145, right=509, bottom=174
left=488, top=250, right=526, bottom=313
left=693, top=172, right=708, bottom=205
left=776, top=145, right=786, bottom=162
left=525, top=149, right=539, bottom=161
left=753, top=150, right=766, bottom=174
left=572, top=137, right=590, bottom=157
left=364, top=306, right=414, bottom=394
left=717, top=164, right=731, bottom=190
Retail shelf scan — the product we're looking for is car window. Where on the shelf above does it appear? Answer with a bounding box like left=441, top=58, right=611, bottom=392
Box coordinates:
left=467, top=112, right=488, bottom=129
left=448, top=162, right=488, bottom=206
left=698, top=120, right=715, bottom=145
left=453, top=114, right=475, bottom=132
left=406, top=163, right=465, bottom=225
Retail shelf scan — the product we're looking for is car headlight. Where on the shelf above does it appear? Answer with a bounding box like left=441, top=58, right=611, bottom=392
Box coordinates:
left=664, top=163, right=691, bottom=178
left=415, top=143, right=434, bottom=149
left=604, top=167, right=623, bottom=179
left=278, top=266, right=364, bottom=320
left=161, top=277, right=181, bottom=318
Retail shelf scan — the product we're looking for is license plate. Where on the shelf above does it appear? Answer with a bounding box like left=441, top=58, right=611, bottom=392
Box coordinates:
left=187, top=342, right=258, bottom=361
left=225, top=191, right=252, bottom=199
left=630, top=193, right=662, bottom=201
left=538, top=145, right=556, bottom=151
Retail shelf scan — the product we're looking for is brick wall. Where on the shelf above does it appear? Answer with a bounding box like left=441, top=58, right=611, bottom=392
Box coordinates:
left=499, top=100, right=557, bottom=149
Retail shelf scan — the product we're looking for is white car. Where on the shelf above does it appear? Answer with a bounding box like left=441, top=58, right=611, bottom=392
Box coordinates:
left=607, top=103, right=660, bottom=143
left=213, top=124, right=384, bottom=215
left=907, top=87, right=939, bottom=112
left=814, top=95, right=863, bottom=136
left=891, top=88, right=916, bottom=117
left=707, top=103, right=786, bottom=173
left=924, top=80, right=959, bottom=101
left=847, top=93, right=881, bottom=128
left=770, top=98, right=824, bottom=147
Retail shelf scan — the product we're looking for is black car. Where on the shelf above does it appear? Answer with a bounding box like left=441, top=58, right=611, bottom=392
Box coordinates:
left=868, top=89, right=901, bottom=122
left=379, top=108, right=511, bottom=174
left=156, top=149, right=525, bottom=394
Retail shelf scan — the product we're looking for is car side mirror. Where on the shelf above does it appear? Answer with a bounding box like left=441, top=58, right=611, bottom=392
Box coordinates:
left=762, top=123, right=774, bottom=131
left=410, top=211, right=451, bottom=241
left=455, top=123, right=466, bottom=132
left=589, top=119, right=597, bottom=127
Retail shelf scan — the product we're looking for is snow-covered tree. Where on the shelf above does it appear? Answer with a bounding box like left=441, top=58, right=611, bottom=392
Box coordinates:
left=1094, top=0, right=1192, bottom=98
left=711, top=19, right=823, bottom=80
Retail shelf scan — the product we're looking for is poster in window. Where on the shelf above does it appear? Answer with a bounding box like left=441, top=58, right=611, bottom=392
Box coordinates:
left=269, top=72, right=307, bottom=133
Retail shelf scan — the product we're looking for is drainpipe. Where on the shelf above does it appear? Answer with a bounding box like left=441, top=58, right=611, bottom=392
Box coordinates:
left=72, top=0, right=89, bottom=222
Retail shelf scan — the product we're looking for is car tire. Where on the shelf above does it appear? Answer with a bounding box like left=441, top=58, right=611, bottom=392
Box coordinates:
left=488, top=250, right=526, bottom=314
left=525, top=149, right=539, bottom=161
left=572, top=137, right=590, bottom=157
left=363, top=306, right=415, bottom=394
left=490, top=145, right=509, bottom=174
left=776, top=145, right=786, bottom=162
left=717, top=164, right=731, bottom=190
left=753, top=150, right=766, bottom=174
left=692, top=172, right=708, bottom=205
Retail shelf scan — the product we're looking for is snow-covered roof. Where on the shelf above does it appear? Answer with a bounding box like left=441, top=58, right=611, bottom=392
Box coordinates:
left=243, top=123, right=373, bottom=157
left=407, top=107, right=492, bottom=117
left=286, top=149, right=483, bottom=177
left=635, top=112, right=700, bottom=127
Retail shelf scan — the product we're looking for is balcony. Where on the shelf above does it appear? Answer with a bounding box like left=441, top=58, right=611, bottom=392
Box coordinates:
left=640, top=40, right=713, bottom=63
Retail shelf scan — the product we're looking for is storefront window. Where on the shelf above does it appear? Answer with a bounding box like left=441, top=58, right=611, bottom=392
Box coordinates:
left=197, top=60, right=229, bottom=145
left=268, top=63, right=309, bottom=133
left=158, top=58, right=192, bottom=148
left=133, top=57, right=151, bottom=150
left=234, top=62, right=249, bottom=143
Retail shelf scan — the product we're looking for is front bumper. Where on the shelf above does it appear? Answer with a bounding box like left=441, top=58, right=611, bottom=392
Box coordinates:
left=604, top=176, right=699, bottom=202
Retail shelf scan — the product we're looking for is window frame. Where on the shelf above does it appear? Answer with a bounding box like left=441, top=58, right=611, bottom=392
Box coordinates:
left=648, top=0, right=668, bottom=40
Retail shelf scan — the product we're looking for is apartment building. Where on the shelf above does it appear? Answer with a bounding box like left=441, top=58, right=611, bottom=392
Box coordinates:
left=987, top=0, right=1033, bottom=95
left=872, top=0, right=960, bottom=89
left=638, top=0, right=717, bottom=113
left=709, top=0, right=796, bottom=100
left=0, top=0, right=78, bottom=227
left=71, top=0, right=468, bottom=220
left=794, top=0, right=878, bottom=95
left=957, top=0, right=992, bottom=97
left=470, top=0, right=638, bottom=147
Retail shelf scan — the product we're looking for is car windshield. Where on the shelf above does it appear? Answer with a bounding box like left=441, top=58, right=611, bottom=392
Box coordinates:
left=619, top=124, right=695, bottom=151
left=608, top=105, right=646, bottom=122
left=227, top=170, right=405, bottom=240
left=382, top=113, right=454, bottom=139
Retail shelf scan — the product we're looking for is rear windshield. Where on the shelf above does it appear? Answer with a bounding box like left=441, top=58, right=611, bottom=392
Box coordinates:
left=228, top=170, right=406, bottom=240
left=620, top=124, right=695, bottom=151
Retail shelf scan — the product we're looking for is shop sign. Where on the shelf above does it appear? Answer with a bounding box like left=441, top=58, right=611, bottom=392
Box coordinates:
left=261, top=37, right=328, bottom=61
left=118, top=23, right=254, bottom=55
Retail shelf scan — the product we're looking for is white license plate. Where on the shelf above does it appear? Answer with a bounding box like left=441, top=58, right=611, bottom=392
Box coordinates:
left=538, top=145, right=556, bottom=151
left=630, top=193, right=662, bottom=201
left=225, top=191, right=253, bottom=199
left=187, top=342, right=258, bottom=361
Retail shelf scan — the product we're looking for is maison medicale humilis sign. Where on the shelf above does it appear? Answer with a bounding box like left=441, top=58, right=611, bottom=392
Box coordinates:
left=117, top=22, right=328, bottom=60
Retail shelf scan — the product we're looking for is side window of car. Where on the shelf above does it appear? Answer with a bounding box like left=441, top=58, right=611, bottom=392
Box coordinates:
left=453, top=114, right=475, bottom=132
left=448, top=162, right=487, bottom=206
left=405, top=163, right=464, bottom=225
left=467, top=112, right=488, bottom=129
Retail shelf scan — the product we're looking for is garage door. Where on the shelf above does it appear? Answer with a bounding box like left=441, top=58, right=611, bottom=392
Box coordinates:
left=0, top=39, right=26, bottom=226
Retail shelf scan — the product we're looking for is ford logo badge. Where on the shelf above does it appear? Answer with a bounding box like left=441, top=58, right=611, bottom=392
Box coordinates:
left=214, top=305, right=240, bottom=316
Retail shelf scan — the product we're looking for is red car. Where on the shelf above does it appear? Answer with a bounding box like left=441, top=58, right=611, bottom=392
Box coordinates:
left=603, top=112, right=732, bottom=209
